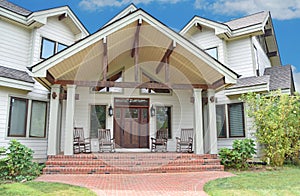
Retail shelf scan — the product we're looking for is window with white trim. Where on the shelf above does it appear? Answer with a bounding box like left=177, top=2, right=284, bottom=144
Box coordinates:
left=8, top=97, right=48, bottom=138
left=156, top=106, right=172, bottom=139
left=216, top=103, right=245, bottom=138
left=40, top=37, right=67, bottom=59
left=205, top=47, right=218, bottom=60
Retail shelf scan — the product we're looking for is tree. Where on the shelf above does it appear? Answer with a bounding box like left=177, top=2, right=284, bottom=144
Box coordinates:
left=241, top=91, right=300, bottom=166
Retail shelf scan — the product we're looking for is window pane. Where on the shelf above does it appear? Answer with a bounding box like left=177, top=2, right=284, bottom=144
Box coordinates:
left=205, top=47, right=218, bottom=59
left=41, top=38, right=55, bottom=59
left=228, top=103, right=245, bottom=137
left=8, top=98, right=27, bottom=137
left=57, top=43, right=67, bottom=52
left=30, top=101, right=47, bottom=138
left=156, top=106, right=171, bottom=138
left=90, top=105, right=106, bottom=138
left=216, top=105, right=226, bottom=138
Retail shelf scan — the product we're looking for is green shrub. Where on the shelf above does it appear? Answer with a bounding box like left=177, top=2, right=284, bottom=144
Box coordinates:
left=0, top=140, right=43, bottom=182
left=219, top=139, right=256, bottom=169
left=241, top=91, right=300, bottom=166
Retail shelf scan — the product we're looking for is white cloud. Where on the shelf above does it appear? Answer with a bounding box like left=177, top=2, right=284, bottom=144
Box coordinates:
left=79, top=0, right=182, bottom=11
left=194, top=0, right=300, bottom=20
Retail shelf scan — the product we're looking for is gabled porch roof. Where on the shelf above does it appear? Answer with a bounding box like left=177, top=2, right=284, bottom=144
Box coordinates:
left=29, top=8, right=238, bottom=91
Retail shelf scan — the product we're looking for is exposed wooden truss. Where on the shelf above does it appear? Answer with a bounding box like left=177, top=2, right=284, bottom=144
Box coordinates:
left=131, top=21, right=142, bottom=82
left=54, top=80, right=209, bottom=90
left=156, top=43, right=175, bottom=74
left=102, top=37, right=108, bottom=81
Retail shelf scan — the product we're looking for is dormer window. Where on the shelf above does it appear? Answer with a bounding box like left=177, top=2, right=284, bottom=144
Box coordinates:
left=205, top=47, right=218, bottom=60
left=40, top=37, right=67, bottom=59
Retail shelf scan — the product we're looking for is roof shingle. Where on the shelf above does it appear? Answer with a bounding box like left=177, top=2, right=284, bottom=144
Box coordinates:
left=225, top=11, right=268, bottom=30
left=264, top=65, right=294, bottom=91
left=0, top=0, right=31, bottom=16
left=0, top=66, right=34, bottom=83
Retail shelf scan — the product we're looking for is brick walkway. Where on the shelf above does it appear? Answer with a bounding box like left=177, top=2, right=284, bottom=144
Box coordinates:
left=36, top=171, right=234, bottom=196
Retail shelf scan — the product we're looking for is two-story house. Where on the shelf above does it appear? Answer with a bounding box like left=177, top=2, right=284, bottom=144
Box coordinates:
left=0, top=1, right=294, bottom=162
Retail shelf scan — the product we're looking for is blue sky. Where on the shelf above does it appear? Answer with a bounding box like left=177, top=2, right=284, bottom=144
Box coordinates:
left=9, top=0, right=300, bottom=91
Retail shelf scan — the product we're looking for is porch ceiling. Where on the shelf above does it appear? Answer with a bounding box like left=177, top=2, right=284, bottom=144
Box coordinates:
left=32, top=10, right=237, bottom=90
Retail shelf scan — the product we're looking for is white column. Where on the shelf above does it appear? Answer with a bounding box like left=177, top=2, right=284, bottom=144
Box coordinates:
left=207, top=89, right=218, bottom=154
left=64, top=85, right=76, bottom=155
left=47, top=84, right=61, bottom=155
left=193, top=89, right=204, bottom=154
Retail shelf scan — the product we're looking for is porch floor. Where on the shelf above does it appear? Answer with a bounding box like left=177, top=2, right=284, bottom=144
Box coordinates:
left=43, top=153, right=224, bottom=174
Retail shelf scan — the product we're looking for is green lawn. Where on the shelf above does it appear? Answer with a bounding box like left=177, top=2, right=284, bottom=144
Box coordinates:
left=0, top=181, right=96, bottom=196
left=204, top=166, right=300, bottom=196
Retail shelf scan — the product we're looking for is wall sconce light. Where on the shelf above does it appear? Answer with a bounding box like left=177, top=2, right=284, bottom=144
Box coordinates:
left=210, top=96, right=215, bottom=103
left=150, top=105, right=156, bottom=117
left=52, top=92, right=57, bottom=99
left=108, top=105, right=113, bottom=117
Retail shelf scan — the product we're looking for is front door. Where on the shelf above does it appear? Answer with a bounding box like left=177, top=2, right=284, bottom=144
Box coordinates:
left=114, top=98, right=149, bottom=148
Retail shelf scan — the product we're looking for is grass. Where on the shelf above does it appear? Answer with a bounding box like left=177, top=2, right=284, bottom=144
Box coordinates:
left=0, top=181, right=97, bottom=196
left=204, top=166, right=300, bottom=196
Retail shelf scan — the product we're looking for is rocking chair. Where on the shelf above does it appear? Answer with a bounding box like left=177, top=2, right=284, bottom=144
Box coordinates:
left=98, top=129, right=115, bottom=152
left=151, top=128, right=168, bottom=152
left=176, top=128, right=194, bottom=153
left=73, top=127, right=91, bottom=154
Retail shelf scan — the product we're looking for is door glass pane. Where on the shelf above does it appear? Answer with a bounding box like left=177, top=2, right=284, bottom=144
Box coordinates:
left=41, top=38, right=55, bottom=59
left=228, top=103, right=245, bottom=137
left=8, top=98, right=27, bottom=137
left=156, top=106, right=171, bottom=138
left=30, top=101, right=47, bottom=138
left=90, top=105, right=106, bottom=138
left=216, top=105, right=226, bottom=138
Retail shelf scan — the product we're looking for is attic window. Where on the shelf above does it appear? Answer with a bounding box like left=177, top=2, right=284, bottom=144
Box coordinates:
left=205, top=47, right=218, bottom=59
left=40, top=37, right=67, bottom=59
left=92, top=71, right=123, bottom=93
left=140, top=72, right=171, bottom=94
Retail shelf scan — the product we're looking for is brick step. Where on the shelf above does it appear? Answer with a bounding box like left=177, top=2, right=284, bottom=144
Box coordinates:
left=47, top=153, right=218, bottom=161
left=45, top=159, right=221, bottom=167
left=43, top=165, right=224, bottom=174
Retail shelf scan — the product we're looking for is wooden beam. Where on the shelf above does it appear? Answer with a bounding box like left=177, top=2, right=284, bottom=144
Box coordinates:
left=267, top=51, right=277, bottom=58
left=102, top=37, right=108, bottom=81
left=196, top=23, right=202, bottom=31
left=264, top=29, right=272, bottom=37
left=58, top=13, right=67, bottom=21
left=131, top=22, right=141, bottom=58
left=46, top=71, right=56, bottom=84
left=131, top=22, right=141, bottom=82
left=208, top=77, right=225, bottom=89
left=54, top=80, right=208, bottom=90
left=156, top=43, right=175, bottom=74
left=165, top=56, right=170, bottom=83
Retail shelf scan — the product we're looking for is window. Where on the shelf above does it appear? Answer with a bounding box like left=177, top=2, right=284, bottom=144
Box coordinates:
left=228, top=103, right=245, bottom=137
left=141, top=72, right=171, bottom=94
left=92, top=71, right=123, bottom=93
left=205, top=47, right=218, bottom=59
left=40, top=37, right=67, bottom=59
left=8, top=98, right=28, bottom=137
left=216, top=105, right=226, bottom=138
left=156, top=106, right=172, bottom=138
left=90, top=105, right=106, bottom=138
left=30, top=101, right=47, bottom=138
left=216, top=103, right=245, bottom=138
left=8, top=97, right=48, bottom=138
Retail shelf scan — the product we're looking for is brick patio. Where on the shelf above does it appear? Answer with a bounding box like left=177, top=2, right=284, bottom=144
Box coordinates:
left=36, top=171, right=234, bottom=196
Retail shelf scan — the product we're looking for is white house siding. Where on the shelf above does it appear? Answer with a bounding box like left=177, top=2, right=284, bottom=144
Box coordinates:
left=31, top=16, right=77, bottom=65
left=0, top=87, right=48, bottom=162
left=57, top=86, right=195, bottom=152
left=227, top=38, right=255, bottom=77
left=0, top=19, right=30, bottom=71
left=252, top=37, right=271, bottom=76
left=188, top=27, right=226, bottom=64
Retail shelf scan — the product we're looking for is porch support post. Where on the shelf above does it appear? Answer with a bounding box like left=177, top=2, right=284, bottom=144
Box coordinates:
left=193, top=88, right=204, bottom=154
left=207, top=89, right=218, bottom=154
left=47, top=84, right=61, bottom=155
left=64, top=84, right=76, bottom=155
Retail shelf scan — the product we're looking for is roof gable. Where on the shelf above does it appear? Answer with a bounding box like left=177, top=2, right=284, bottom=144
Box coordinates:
left=103, top=4, right=138, bottom=27
left=30, top=8, right=238, bottom=88
left=0, top=0, right=31, bottom=16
